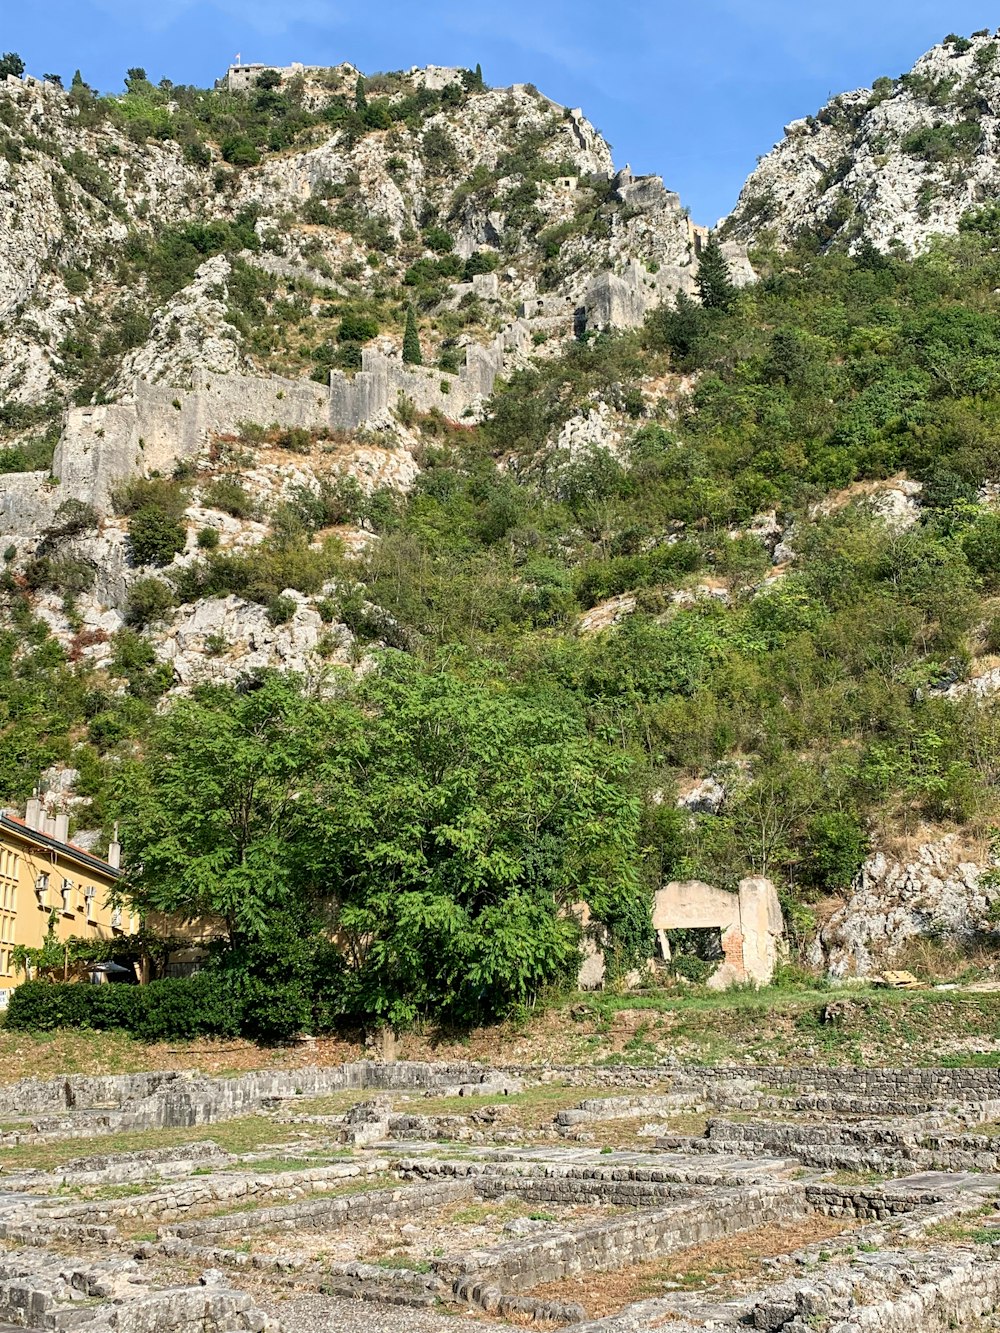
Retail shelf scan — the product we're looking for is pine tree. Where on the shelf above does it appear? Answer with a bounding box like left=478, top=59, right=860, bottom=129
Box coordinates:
left=696, top=232, right=736, bottom=311
left=402, top=306, right=423, bottom=366
left=0, top=52, right=25, bottom=80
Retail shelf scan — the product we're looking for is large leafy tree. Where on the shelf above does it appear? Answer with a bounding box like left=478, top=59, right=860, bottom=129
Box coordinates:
left=307, top=654, right=644, bottom=1026
left=114, top=673, right=334, bottom=945
left=113, top=661, right=643, bottom=1027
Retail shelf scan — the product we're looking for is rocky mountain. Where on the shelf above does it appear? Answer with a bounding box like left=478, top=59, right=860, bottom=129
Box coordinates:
left=0, top=59, right=752, bottom=688
left=9, top=42, right=1000, bottom=985
left=726, top=29, right=1000, bottom=253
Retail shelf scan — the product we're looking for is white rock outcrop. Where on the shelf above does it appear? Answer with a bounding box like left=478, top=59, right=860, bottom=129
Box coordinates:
left=727, top=32, right=1000, bottom=254
left=811, top=834, right=1000, bottom=976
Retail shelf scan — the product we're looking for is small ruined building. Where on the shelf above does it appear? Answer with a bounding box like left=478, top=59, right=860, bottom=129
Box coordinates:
left=0, top=800, right=131, bottom=1005
left=575, top=877, right=786, bottom=992
left=652, top=877, right=785, bottom=989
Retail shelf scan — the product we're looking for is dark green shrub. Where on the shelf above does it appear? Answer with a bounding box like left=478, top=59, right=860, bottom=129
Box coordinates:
left=124, top=576, right=175, bottom=627
left=5, top=974, right=245, bottom=1039
left=197, top=526, right=220, bottom=550
left=266, top=594, right=297, bottom=625
left=202, top=477, right=256, bottom=519
left=423, top=225, right=454, bottom=254
left=110, top=629, right=173, bottom=698
left=463, top=250, right=498, bottom=279
left=338, top=311, right=379, bottom=343
left=128, top=506, right=187, bottom=566
left=6, top=980, right=90, bottom=1030
left=221, top=135, right=260, bottom=167
left=900, top=120, right=982, bottom=163
left=669, top=955, right=715, bottom=983
left=963, top=512, right=1000, bottom=585
left=134, top=973, right=243, bottom=1040
left=801, top=812, right=869, bottom=893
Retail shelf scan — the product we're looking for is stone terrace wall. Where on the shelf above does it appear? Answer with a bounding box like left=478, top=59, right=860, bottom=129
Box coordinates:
left=446, top=1184, right=804, bottom=1301
left=162, top=1178, right=473, bottom=1241
left=5, top=1062, right=1000, bottom=1131
left=0, top=1061, right=490, bottom=1124
left=328, top=322, right=530, bottom=431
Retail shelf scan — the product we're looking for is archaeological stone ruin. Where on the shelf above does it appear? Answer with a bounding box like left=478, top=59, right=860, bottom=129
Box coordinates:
left=0, top=1058, right=1000, bottom=1331
left=652, top=877, right=786, bottom=988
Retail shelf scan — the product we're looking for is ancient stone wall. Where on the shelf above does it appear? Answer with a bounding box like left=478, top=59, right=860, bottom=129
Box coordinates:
left=447, top=1185, right=804, bottom=1301
left=0, top=321, right=532, bottom=543
left=163, top=1178, right=473, bottom=1241
left=327, top=323, right=529, bottom=431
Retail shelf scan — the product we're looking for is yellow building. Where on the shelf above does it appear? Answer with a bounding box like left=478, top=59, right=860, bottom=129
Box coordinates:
left=0, top=799, right=135, bottom=1006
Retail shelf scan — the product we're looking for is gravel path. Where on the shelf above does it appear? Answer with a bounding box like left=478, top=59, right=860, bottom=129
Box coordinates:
left=261, top=1293, right=494, bottom=1332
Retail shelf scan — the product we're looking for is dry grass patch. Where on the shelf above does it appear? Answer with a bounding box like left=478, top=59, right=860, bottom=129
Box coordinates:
left=525, top=1215, right=858, bottom=1319
left=1, top=1115, right=341, bottom=1173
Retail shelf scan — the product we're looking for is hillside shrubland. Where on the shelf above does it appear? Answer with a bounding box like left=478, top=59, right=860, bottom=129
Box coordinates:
left=6, top=42, right=1000, bottom=1029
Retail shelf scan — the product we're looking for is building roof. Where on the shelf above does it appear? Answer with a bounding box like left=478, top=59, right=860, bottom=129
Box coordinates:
left=0, top=813, right=121, bottom=879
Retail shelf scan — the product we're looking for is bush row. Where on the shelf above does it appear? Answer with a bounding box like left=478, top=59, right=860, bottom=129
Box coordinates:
left=5, top=975, right=242, bottom=1040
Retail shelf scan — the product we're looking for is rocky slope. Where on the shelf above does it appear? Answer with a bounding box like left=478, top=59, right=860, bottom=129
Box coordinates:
left=726, top=29, right=1000, bottom=253
left=8, top=47, right=1000, bottom=982
left=0, top=61, right=726, bottom=688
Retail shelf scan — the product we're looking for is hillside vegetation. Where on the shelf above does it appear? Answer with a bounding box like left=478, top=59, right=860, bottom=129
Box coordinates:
left=6, top=41, right=1000, bottom=1030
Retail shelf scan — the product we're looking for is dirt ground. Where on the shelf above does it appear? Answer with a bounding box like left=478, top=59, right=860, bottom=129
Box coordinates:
left=525, top=1214, right=857, bottom=1319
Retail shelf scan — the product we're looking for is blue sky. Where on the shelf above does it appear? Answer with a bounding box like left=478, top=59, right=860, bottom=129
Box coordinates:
left=4, top=1, right=997, bottom=222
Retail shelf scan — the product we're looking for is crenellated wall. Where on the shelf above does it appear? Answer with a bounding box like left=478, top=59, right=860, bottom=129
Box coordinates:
left=0, top=327, right=532, bottom=547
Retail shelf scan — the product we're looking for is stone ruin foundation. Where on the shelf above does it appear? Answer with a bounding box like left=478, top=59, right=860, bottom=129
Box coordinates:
left=1, top=1060, right=1000, bottom=1329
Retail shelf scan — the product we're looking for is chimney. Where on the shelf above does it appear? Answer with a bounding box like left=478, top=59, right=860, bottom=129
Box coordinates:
left=25, top=795, right=42, bottom=831
left=53, top=812, right=69, bottom=844
left=43, top=813, right=56, bottom=838
left=108, top=821, right=121, bottom=871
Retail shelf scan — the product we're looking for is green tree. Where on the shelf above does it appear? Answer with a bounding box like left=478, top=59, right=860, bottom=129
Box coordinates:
left=355, top=74, right=367, bottom=111
left=306, top=655, right=643, bottom=1027
left=695, top=232, right=736, bottom=310
left=0, top=53, right=25, bottom=79
left=113, top=674, right=331, bottom=945
left=403, top=305, right=423, bottom=365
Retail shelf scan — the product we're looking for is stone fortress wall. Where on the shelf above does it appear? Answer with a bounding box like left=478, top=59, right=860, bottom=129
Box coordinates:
left=0, top=318, right=535, bottom=540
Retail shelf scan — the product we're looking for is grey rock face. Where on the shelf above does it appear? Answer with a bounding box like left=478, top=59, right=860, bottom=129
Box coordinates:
left=727, top=32, right=1000, bottom=254
left=811, top=834, right=1000, bottom=976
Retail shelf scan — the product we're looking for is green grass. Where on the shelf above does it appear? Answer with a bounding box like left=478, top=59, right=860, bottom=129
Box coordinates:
left=0, top=1115, right=340, bottom=1173
left=368, top=1254, right=432, bottom=1273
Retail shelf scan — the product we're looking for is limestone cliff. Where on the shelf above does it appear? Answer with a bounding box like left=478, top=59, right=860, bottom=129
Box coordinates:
left=726, top=30, right=1000, bottom=253
left=0, top=62, right=725, bottom=693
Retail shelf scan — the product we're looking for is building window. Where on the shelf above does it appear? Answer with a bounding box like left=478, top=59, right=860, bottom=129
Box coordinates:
left=85, top=888, right=95, bottom=921
left=111, top=905, right=122, bottom=930
left=35, top=873, right=49, bottom=907
left=61, top=879, right=73, bottom=914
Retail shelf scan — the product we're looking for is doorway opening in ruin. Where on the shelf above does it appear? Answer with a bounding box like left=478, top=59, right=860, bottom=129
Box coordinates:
left=663, top=927, right=724, bottom=981
left=667, top=927, right=724, bottom=960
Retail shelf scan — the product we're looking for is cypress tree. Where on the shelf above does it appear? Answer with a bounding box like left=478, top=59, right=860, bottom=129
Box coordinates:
left=355, top=75, right=367, bottom=111
left=475, top=62, right=484, bottom=87
left=695, top=232, right=736, bottom=311
left=402, top=306, right=423, bottom=365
